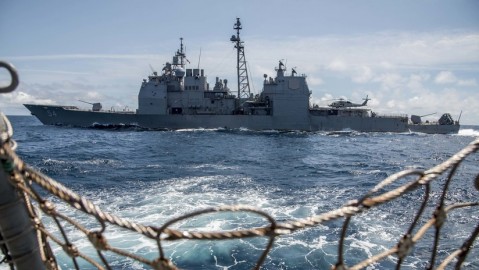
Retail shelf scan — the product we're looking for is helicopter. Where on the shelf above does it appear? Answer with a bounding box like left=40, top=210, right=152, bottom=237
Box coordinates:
left=328, top=95, right=370, bottom=108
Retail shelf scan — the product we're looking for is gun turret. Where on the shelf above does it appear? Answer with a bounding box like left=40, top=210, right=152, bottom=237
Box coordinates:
left=78, top=100, right=102, bottom=112
left=411, top=112, right=436, bottom=124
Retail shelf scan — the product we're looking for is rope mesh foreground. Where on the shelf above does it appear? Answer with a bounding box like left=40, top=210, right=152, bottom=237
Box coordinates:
left=0, top=114, right=478, bottom=270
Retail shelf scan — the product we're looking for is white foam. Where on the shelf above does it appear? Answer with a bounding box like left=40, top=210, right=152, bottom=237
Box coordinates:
left=42, top=158, right=119, bottom=166
left=457, top=128, right=479, bottom=137
left=28, top=169, right=476, bottom=269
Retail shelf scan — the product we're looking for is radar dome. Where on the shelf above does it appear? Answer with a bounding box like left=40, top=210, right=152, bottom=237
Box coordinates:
left=174, top=68, right=185, bottom=78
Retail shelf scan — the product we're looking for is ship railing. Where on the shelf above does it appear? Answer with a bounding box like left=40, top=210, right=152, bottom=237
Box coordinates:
left=374, top=113, right=408, bottom=119
left=62, top=106, right=80, bottom=110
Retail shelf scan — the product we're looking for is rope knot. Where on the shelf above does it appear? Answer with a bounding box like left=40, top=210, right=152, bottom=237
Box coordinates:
left=397, top=234, right=414, bottom=259
left=10, top=172, right=24, bottom=185
left=45, top=258, right=57, bottom=270
left=63, top=244, right=79, bottom=258
left=87, top=231, right=109, bottom=251
left=152, top=258, right=178, bottom=270
left=32, top=217, right=42, bottom=229
left=40, top=200, right=56, bottom=216
left=434, top=206, right=447, bottom=228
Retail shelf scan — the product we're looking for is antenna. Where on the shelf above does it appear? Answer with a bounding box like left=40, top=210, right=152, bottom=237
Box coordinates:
left=197, top=47, right=202, bottom=69
left=178, top=37, right=183, bottom=67
left=149, top=64, right=157, bottom=75
left=230, top=17, right=251, bottom=99
left=175, top=37, right=190, bottom=67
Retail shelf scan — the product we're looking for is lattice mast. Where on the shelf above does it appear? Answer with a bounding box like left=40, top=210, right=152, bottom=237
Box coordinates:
left=174, top=37, right=186, bottom=68
left=230, top=18, right=251, bottom=99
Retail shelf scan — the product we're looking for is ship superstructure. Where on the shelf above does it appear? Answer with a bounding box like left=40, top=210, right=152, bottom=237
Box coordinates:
left=137, top=37, right=235, bottom=116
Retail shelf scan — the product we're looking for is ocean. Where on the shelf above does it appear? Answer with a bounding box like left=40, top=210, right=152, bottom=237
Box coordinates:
left=3, top=115, right=479, bottom=270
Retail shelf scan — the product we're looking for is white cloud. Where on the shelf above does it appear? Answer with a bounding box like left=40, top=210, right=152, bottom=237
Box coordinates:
left=251, top=32, right=479, bottom=71
left=307, top=76, right=324, bottom=86
left=457, top=79, right=477, bottom=87
left=310, top=93, right=336, bottom=107
left=352, top=66, right=373, bottom=83
left=327, top=59, right=348, bottom=71
left=1, top=91, right=56, bottom=106
left=432, top=71, right=478, bottom=88
left=386, top=100, right=396, bottom=108
left=408, top=96, right=420, bottom=103
left=320, top=93, right=334, bottom=101
left=435, top=71, right=457, bottom=84
left=86, top=91, right=102, bottom=99
left=373, top=72, right=404, bottom=89
left=407, top=73, right=430, bottom=93
left=379, top=61, right=395, bottom=69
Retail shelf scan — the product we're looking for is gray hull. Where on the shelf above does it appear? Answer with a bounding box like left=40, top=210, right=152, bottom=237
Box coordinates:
left=24, top=104, right=408, bottom=132
left=408, top=124, right=460, bottom=134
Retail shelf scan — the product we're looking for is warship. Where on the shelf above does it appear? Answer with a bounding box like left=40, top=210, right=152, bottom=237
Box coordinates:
left=408, top=113, right=460, bottom=134
left=24, top=18, right=409, bottom=132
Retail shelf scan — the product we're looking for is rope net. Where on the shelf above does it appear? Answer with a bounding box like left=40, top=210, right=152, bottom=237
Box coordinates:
left=0, top=112, right=478, bottom=270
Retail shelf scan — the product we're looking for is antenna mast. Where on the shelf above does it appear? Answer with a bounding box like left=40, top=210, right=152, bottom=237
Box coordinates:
left=230, top=18, right=251, bottom=99
left=175, top=37, right=186, bottom=68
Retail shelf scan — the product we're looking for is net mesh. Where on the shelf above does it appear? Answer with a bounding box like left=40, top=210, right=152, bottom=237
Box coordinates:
left=0, top=113, right=478, bottom=270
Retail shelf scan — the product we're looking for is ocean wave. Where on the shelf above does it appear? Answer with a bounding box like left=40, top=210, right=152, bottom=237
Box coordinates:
left=7, top=116, right=478, bottom=269
left=457, top=128, right=479, bottom=137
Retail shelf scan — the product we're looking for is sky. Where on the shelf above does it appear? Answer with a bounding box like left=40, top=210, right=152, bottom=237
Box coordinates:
left=1, top=0, right=478, bottom=124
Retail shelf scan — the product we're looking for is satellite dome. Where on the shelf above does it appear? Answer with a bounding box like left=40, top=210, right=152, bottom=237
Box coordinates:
left=174, top=68, right=185, bottom=78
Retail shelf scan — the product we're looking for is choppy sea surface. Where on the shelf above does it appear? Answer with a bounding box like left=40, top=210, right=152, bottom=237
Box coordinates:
left=3, top=116, right=479, bottom=270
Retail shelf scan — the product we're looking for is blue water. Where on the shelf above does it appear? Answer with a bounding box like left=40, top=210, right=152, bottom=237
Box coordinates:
left=4, top=116, right=479, bottom=270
